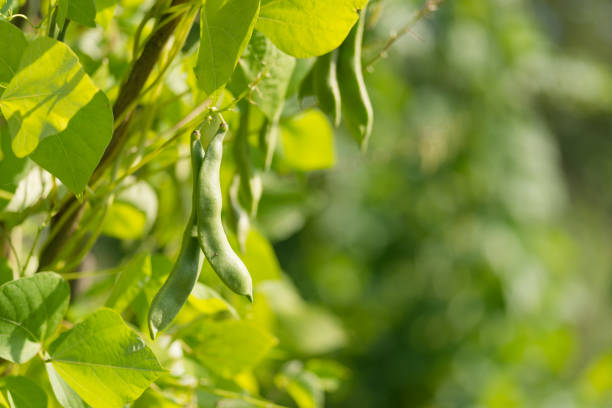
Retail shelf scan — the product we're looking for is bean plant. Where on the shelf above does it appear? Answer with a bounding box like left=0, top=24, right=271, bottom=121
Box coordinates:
left=0, top=0, right=441, bottom=407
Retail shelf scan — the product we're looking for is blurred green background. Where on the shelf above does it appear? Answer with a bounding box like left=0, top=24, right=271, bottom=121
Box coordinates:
left=264, top=0, right=612, bottom=406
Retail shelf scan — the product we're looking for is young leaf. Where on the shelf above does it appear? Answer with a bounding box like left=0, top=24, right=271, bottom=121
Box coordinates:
left=0, top=376, right=48, bottom=408
left=256, top=0, right=368, bottom=58
left=0, top=37, right=100, bottom=157
left=29, top=90, right=113, bottom=196
left=195, top=0, right=260, bottom=95
left=48, top=308, right=164, bottom=408
left=0, top=272, right=70, bottom=363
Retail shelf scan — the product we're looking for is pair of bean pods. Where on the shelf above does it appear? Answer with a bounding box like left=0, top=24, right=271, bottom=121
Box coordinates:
left=148, top=115, right=252, bottom=339
left=303, top=6, right=373, bottom=149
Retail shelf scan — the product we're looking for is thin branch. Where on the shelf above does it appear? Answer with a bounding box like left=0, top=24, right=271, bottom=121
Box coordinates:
left=365, top=0, right=446, bottom=70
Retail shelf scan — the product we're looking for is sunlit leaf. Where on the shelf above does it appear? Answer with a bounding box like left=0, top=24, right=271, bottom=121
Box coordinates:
left=49, top=308, right=164, bottom=408
left=0, top=38, right=100, bottom=157
left=256, top=0, right=368, bottom=58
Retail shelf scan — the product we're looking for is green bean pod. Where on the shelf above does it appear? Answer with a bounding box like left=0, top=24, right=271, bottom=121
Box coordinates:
left=148, top=133, right=205, bottom=339
left=197, top=119, right=253, bottom=301
left=314, top=50, right=342, bottom=127
left=338, top=6, right=373, bottom=149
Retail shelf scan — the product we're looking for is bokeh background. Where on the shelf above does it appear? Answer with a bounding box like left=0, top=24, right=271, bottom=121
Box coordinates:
left=265, top=0, right=612, bottom=406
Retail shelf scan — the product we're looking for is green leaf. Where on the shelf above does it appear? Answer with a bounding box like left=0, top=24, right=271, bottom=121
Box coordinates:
left=105, top=253, right=151, bottom=313
left=0, top=21, right=27, bottom=94
left=183, top=320, right=277, bottom=378
left=0, top=120, right=27, bottom=211
left=0, top=37, right=100, bottom=157
left=0, top=376, right=48, bottom=408
left=195, top=0, right=260, bottom=95
left=57, top=0, right=97, bottom=28
left=229, top=31, right=295, bottom=120
left=0, top=272, right=70, bottom=363
left=29, top=91, right=113, bottom=195
left=45, top=363, right=87, bottom=408
left=280, top=109, right=335, bottom=171
left=48, top=308, right=164, bottom=408
left=256, top=0, right=368, bottom=58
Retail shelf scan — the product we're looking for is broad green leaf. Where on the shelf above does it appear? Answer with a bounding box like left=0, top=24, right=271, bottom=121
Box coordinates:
left=45, top=363, right=87, bottom=408
left=183, top=320, right=277, bottom=378
left=0, top=120, right=27, bottom=211
left=49, top=308, right=164, bottom=408
left=0, top=37, right=100, bottom=157
left=229, top=31, right=295, bottom=120
left=105, top=253, right=151, bottom=313
left=0, top=376, right=48, bottom=408
left=29, top=91, right=113, bottom=195
left=0, top=21, right=27, bottom=93
left=275, top=361, right=324, bottom=408
left=256, top=0, right=368, bottom=58
left=195, top=0, right=260, bottom=94
left=57, top=0, right=97, bottom=28
left=0, top=258, right=12, bottom=285
left=280, top=109, right=335, bottom=171
left=0, top=272, right=70, bottom=363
